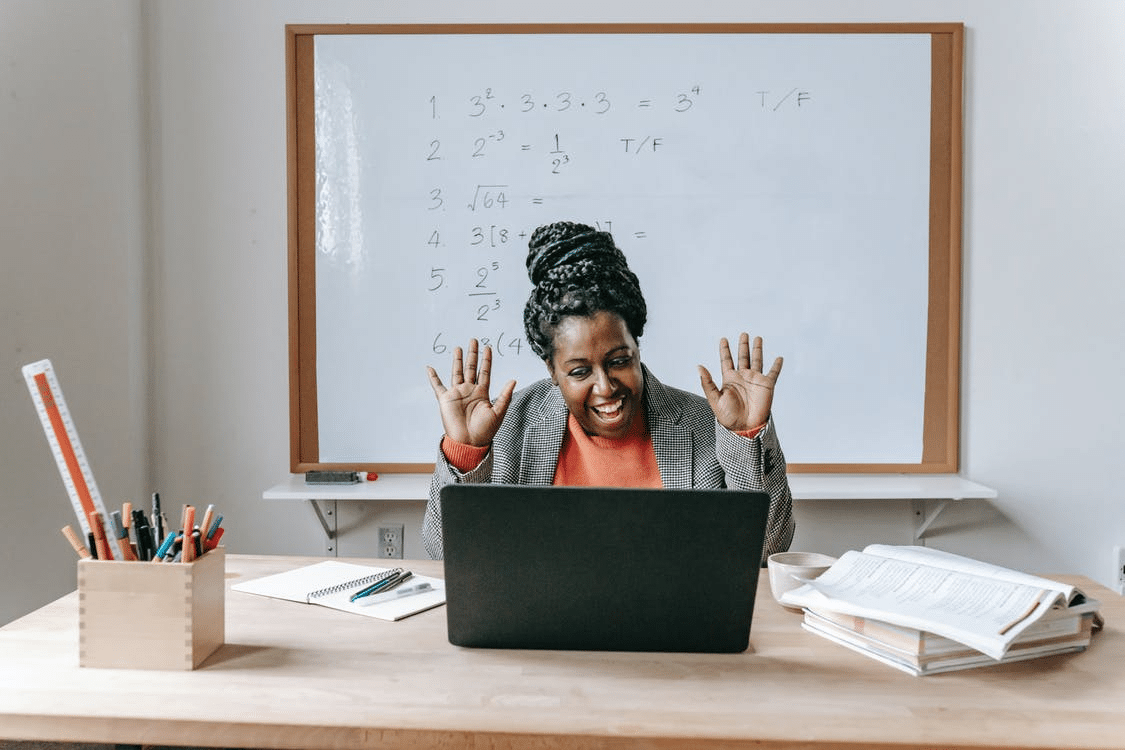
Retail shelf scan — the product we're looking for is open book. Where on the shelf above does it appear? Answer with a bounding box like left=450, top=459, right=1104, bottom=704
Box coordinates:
left=779, top=544, right=1096, bottom=660
left=231, top=560, right=446, bottom=621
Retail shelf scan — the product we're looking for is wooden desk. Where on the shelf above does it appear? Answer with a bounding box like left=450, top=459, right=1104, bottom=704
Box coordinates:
left=1, top=555, right=1121, bottom=750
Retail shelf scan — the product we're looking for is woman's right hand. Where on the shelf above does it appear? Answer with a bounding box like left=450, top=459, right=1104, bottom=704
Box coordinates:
left=426, top=339, right=516, bottom=447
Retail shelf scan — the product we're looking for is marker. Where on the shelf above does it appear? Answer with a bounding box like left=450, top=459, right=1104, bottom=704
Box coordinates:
left=180, top=505, right=196, bottom=563
left=204, top=526, right=224, bottom=551
left=358, top=582, right=433, bottom=606
left=205, top=514, right=223, bottom=540
left=198, top=504, right=215, bottom=543
left=110, top=510, right=137, bottom=561
left=61, top=525, right=91, bottom=559
left=88, top=511, right=113, bottom=561
left=132, top=509, right=155, bottom=561
left=154, top=529, right=177, bottom=560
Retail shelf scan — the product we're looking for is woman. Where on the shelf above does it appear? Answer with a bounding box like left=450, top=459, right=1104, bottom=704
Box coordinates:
left=423, top=221, right=794, bottom=561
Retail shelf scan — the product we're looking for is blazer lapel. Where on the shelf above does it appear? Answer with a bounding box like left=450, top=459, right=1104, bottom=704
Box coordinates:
left=520, top=385, right=568, bottom=485
left=643, top=368, right=695, bottom=489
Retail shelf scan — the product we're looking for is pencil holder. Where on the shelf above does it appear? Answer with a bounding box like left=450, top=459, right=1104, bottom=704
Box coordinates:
left=77, top=546, right=225, bottom=669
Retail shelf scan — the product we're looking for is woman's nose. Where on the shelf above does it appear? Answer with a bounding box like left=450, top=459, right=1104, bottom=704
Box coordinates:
left=592, top=369, right=613, bottom=395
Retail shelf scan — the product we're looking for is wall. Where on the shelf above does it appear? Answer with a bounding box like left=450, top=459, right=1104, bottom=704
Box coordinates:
left=2, top=0, right=1123, bottom=624
left=0, top=1, right=148, bottom=625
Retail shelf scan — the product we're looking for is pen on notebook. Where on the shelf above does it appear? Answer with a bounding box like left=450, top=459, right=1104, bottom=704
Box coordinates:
left=358, top=582, right=433, bottom=606
left=349, top=569, right=407, bottom=602
left=61, top=525, right=91, bottom=559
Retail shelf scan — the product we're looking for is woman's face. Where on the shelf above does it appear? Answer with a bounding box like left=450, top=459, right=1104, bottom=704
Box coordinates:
left=547, top=311, right=644, bottom=439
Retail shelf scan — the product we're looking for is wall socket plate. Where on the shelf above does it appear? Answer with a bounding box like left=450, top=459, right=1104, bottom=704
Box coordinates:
left=1115, top=546, right=1125, bottom=595
left=378, top=524, right=404, bottom=559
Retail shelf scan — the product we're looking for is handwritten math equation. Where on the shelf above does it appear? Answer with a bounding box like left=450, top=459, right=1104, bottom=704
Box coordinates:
left=418, top=84, right=809, bottom=364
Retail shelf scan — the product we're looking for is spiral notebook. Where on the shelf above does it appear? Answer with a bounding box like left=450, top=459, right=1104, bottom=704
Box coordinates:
left=231, top=560, right=445, bottom=621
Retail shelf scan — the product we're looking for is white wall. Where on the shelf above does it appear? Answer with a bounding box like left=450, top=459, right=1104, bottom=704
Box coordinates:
left=2, top=0, right=1123, bottom=625
left=0, top=1, right=148, bottom=625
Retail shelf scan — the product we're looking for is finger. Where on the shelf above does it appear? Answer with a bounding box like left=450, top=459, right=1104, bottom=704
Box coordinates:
left=464, top=339, right=479, bottom=384
left=491, top=379, right=517, bottom=417
left=717, top=338, right=735, bottom=373
left=766, top=355, right=783, bottom=382
left=698, top=365, right=721, bottom=404
left=738, top=332, right=753, bottom=371
left=450, top=346, right=464, bottom=385
left=478, top=345, right=493, bottom=391
left=750, top=335, right=763, bottom=373
left=426, top=366, right=447, bottom=398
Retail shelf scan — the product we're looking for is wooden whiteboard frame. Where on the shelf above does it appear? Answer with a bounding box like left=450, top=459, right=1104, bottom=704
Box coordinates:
left=286, top=23, right=964, bottom=474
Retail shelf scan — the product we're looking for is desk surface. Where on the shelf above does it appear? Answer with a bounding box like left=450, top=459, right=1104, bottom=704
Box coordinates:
left=1, top=555, right=1121, bottom=750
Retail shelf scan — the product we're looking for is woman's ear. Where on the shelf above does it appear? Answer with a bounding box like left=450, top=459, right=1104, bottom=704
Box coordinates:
left=545, top=358, right=557, bottom=385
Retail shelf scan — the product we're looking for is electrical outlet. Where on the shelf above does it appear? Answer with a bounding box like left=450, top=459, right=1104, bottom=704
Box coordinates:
left=378, top=524, right=404, bottom=559
left=1115, top=546, right=1125, bottom=595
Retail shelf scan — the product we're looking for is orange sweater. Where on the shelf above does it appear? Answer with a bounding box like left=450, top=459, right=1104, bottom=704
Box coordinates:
left=441, top=415, right=764, bottom=487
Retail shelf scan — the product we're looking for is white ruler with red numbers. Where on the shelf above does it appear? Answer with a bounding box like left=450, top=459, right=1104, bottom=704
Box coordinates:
left=22, top=358, right=108, bottom=536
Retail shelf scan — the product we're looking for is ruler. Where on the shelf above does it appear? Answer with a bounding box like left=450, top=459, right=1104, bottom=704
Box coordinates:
left=22, top=359, right=108, bottom=536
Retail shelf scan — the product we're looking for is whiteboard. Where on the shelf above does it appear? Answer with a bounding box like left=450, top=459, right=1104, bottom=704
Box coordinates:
left=287, top=24, right=964, bottom=473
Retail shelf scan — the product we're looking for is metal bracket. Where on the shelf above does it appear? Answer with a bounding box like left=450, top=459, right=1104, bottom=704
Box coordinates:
left=911, top=499, right=951, bottom=545
left=308, top=499, right=338, bottom=556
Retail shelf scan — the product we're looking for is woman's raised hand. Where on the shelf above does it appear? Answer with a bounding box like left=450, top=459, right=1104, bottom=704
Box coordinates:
left=698, top=333, right=783, bottom=433
left=426, top=339, right=516, bottom=447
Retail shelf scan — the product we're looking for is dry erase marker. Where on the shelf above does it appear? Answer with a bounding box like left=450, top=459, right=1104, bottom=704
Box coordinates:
left=359, top=582, right=433, bottom=606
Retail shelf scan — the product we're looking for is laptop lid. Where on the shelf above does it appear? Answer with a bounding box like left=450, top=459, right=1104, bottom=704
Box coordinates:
left=440, top=484, right=769, bottom=653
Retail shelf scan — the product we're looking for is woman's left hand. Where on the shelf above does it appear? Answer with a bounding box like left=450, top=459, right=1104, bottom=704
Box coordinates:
left=699, top=333, right=783, bottom=433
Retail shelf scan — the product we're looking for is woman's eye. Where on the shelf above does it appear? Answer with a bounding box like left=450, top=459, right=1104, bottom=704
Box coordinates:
left=568, top=367, right=590, bottom=379
left=610, top=357, right=631, bottom=368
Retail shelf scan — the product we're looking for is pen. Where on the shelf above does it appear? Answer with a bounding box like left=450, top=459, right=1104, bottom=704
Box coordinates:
left=358, top=582, right=433, bottom=606
left=152, top=492, right=164, bottom=545
left=87, top=531, right=98, bottom=559
left=349, top=569, right=409, bottom=602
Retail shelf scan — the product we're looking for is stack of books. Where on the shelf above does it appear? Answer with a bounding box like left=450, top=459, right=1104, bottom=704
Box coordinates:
left=781, top=544, right=1102, bottom=676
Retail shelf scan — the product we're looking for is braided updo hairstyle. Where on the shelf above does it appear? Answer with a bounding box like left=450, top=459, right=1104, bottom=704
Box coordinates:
left=523, top=221, right=647, bottom=362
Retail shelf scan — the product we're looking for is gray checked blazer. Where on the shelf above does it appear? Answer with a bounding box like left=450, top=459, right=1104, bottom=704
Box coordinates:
left=423, top=365, right=795, bottom=563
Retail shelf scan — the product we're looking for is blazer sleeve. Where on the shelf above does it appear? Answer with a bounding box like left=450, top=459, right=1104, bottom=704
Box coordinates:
left=715, top=417, right=795, bottom=562
left=422, top=443, right=494, bottom=560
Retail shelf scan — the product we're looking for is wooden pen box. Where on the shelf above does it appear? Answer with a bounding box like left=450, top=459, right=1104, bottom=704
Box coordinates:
left=77, top=547, right=225, bottom=670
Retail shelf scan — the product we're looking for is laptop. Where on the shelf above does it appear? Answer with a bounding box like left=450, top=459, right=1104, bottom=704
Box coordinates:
left=439, top=484, right=769, bottom=653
